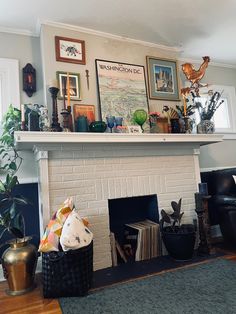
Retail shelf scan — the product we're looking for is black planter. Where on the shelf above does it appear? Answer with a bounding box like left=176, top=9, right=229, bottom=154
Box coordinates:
left=162, top=226, right=196, bottom=260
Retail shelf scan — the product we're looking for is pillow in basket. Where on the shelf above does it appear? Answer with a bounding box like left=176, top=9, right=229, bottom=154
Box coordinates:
left=38, top=198, right=73, bottom=252
left=60, top=209, right=93, bottom=251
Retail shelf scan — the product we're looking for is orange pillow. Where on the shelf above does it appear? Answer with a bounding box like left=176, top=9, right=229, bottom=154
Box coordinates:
left=38, top=198, right=73, bottom=252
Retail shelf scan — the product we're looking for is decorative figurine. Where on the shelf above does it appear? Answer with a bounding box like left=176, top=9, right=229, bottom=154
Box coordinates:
left=23, top=63, right=36, bottom=97
left=181, top=56, right=210, bottom=96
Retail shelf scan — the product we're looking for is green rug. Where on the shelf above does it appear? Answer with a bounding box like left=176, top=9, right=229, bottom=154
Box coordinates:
left=59, top=259, right=236, bottom=314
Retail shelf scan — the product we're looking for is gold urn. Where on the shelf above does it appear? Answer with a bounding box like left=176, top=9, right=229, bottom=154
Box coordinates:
left=2, top=237, right=38, bottom=295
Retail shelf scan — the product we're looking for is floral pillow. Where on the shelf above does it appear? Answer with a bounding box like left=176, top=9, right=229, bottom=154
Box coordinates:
left=38, top=198, right=73, bottom=252
left=60, top=209, right=93, bottom=251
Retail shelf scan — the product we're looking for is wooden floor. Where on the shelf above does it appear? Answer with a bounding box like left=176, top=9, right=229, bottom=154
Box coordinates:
left=0, top=247, right=236, bottom=314
left=0, top=276, right=61, bottom=314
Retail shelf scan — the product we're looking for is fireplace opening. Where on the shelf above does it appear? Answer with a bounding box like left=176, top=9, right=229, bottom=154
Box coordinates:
left=108, top=194, right=161, bottom=266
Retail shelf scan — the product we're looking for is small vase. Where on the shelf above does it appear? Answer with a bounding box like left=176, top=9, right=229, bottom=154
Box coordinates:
left=197, top=120, right=215, bottom=134
left=149, top=116, right=160, bottom=133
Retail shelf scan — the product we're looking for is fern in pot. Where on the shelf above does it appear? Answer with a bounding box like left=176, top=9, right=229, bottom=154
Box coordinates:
left=160, top=199, right=196, bottom=260
left=0, top=105, right=38, bottom=296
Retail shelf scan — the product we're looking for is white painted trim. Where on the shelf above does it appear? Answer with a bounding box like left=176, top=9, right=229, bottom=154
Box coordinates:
left=0, top=26, right=38, bottom=37
left=34, top=149, right=50, bottom=231
left=179, top=57, right=236, bottom=69
left=41, top=20, right=181, bottom=52
left=200, top=165, right=236, bottom=172
left=14, top=131, right=223, bottom=150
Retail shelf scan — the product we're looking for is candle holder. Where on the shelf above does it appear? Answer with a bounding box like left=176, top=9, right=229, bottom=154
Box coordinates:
left=49, top=86, right=62, bottom=132
left=195, top=193, right=212, bottom=255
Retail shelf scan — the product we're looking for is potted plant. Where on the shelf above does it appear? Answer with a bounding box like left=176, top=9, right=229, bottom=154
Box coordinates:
left=0, top=105, right=38, bottom=295
left=160, top=198, right=196, bottom=260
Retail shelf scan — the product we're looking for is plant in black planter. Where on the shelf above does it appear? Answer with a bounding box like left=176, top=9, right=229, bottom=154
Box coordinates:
left=160, top=198, right=196, bottom=260
left=0, top=105, right=38, bottom=295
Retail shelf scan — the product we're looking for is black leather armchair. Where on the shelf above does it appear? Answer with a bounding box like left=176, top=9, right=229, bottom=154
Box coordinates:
left=204, top=168, right=236, bottom=244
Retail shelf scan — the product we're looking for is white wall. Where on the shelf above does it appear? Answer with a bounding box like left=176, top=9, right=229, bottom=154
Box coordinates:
left=0, top=32, right=44, bottom=181
left=1, top=26, right=236, bottom=180
left=40, top=24, right=181, bottom=119
left=180, top=63, right=236, bottom=170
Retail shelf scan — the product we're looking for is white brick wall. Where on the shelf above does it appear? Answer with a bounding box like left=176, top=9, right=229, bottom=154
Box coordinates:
left=46, top=145, right=199, bottom=271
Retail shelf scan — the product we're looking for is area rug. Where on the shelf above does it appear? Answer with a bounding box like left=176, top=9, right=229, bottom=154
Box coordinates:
left=59, top=259, right=236, bottom=314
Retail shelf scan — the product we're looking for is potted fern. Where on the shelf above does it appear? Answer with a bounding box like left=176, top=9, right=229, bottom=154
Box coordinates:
left=160, top=199, right=196, bottom=260
left=0, top=105, right=38, bottom=295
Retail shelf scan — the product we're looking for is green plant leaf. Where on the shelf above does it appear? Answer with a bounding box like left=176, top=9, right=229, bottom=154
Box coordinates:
left=0, top=198, right=12, bottom=210
left=9, top=162, right=17, bottom=171
left=8, top=175, right=18, bottom=190
left=161, top=209, right=171, bottom=224
left=10, top=213, right=24, bottom=238
left=13, top=196, right=29, bottom=206
left=0, top=181, right=6, bottom=193
left=9, top=203, right=16, bottom=219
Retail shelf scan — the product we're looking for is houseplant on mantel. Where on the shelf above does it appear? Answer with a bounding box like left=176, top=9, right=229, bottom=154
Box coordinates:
left=160, top=199, right=196, bottom=260
left=0, top=105, right=38, bottom=295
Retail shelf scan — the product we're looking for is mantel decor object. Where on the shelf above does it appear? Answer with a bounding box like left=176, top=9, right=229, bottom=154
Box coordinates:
left=146, top=56, right=180, bottom=101
left=23, top=63, right=36, bottom=97
left=194, top=192, right=211, bottom=255
left=49, top=86, right=62, bottom=132
left=55, top=36, right=86, bottom=65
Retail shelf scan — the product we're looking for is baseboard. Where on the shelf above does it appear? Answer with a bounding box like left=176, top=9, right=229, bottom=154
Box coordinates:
left=0, top=255, right=42, bottom=282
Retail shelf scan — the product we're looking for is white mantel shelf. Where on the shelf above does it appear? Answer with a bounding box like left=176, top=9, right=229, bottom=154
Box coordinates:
left=14, top=131, right=223, bottom=150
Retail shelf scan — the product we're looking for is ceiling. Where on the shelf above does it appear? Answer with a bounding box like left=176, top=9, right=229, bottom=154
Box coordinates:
left=1, top=0, right=236, bottom=65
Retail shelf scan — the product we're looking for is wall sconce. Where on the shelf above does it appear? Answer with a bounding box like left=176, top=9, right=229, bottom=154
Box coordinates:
left=23, top=63, right=36, bottom=97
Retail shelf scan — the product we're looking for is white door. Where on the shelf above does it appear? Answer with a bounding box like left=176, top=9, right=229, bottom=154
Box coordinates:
left=0, top=58, right=20, bottom=120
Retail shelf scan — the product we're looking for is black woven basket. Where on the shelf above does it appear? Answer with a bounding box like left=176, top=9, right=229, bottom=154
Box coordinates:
left=42, top=241, right=93, bottom=298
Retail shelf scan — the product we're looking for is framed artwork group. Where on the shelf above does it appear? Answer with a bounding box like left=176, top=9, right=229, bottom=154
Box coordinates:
left=54, top=34, right=181, bottom=133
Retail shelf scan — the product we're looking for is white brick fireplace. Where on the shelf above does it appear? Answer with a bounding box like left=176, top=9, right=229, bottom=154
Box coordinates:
left=15, top=132, right=222, bottom=270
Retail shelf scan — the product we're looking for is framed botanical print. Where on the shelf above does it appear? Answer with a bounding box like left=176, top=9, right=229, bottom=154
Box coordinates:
left=55, top=36, right=86, bottom=64
left=56, top=71, right=81, bottom=101
left=95, top=59, right=149, bottom=128
left=146, top=56, right=180, bottom=101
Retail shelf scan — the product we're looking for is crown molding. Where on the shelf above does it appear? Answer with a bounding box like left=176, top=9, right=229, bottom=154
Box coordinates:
left=0, top=26, right=38, bottom=37
left=178, top=57, right=236, bottom=69
left=40, top=20, right=181, bottom=52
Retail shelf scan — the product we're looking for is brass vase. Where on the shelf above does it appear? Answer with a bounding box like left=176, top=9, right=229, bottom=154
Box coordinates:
left=2, top=237, right=38, bottom=295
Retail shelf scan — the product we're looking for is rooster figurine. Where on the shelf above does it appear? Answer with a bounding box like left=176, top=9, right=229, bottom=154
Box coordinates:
left=181, top=56, right=210, bottom=92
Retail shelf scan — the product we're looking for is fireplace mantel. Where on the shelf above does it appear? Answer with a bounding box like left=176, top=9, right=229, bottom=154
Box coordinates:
left=14, top=131, right=223, bottom=150
left=14, top=131, right=223, bottom=270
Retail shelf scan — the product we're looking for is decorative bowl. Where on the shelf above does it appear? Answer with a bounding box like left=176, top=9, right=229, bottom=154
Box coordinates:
left=89, top=121, right=107, bottom=133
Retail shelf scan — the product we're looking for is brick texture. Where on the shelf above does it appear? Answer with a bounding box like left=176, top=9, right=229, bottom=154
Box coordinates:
left=48, top=147, right=198, bottom=270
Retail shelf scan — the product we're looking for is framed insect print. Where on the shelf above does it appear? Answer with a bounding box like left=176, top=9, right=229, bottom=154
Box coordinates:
left=55, top=36, right=86, bottom=65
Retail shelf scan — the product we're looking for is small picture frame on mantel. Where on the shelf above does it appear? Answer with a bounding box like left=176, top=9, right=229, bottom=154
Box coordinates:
left=55, top=36, right=86, bottom=65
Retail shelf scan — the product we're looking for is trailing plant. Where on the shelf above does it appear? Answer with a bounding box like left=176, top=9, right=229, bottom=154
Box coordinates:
left=160, top=198, right=184, bottom=232
left=0, top=105, right=28, bottom=241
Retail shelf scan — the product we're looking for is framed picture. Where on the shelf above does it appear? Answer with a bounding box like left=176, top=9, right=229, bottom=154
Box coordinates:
left=55, top=36, right=86, bottom=64
left=57, top=71, right=81, bottom=101
left=73, top=104, right=95, bottom=125
left=146, top=56, right=180, bottom=101
left=127, top=125, right=142, bottom=134
left=95, top=59, right=149, bottom=129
